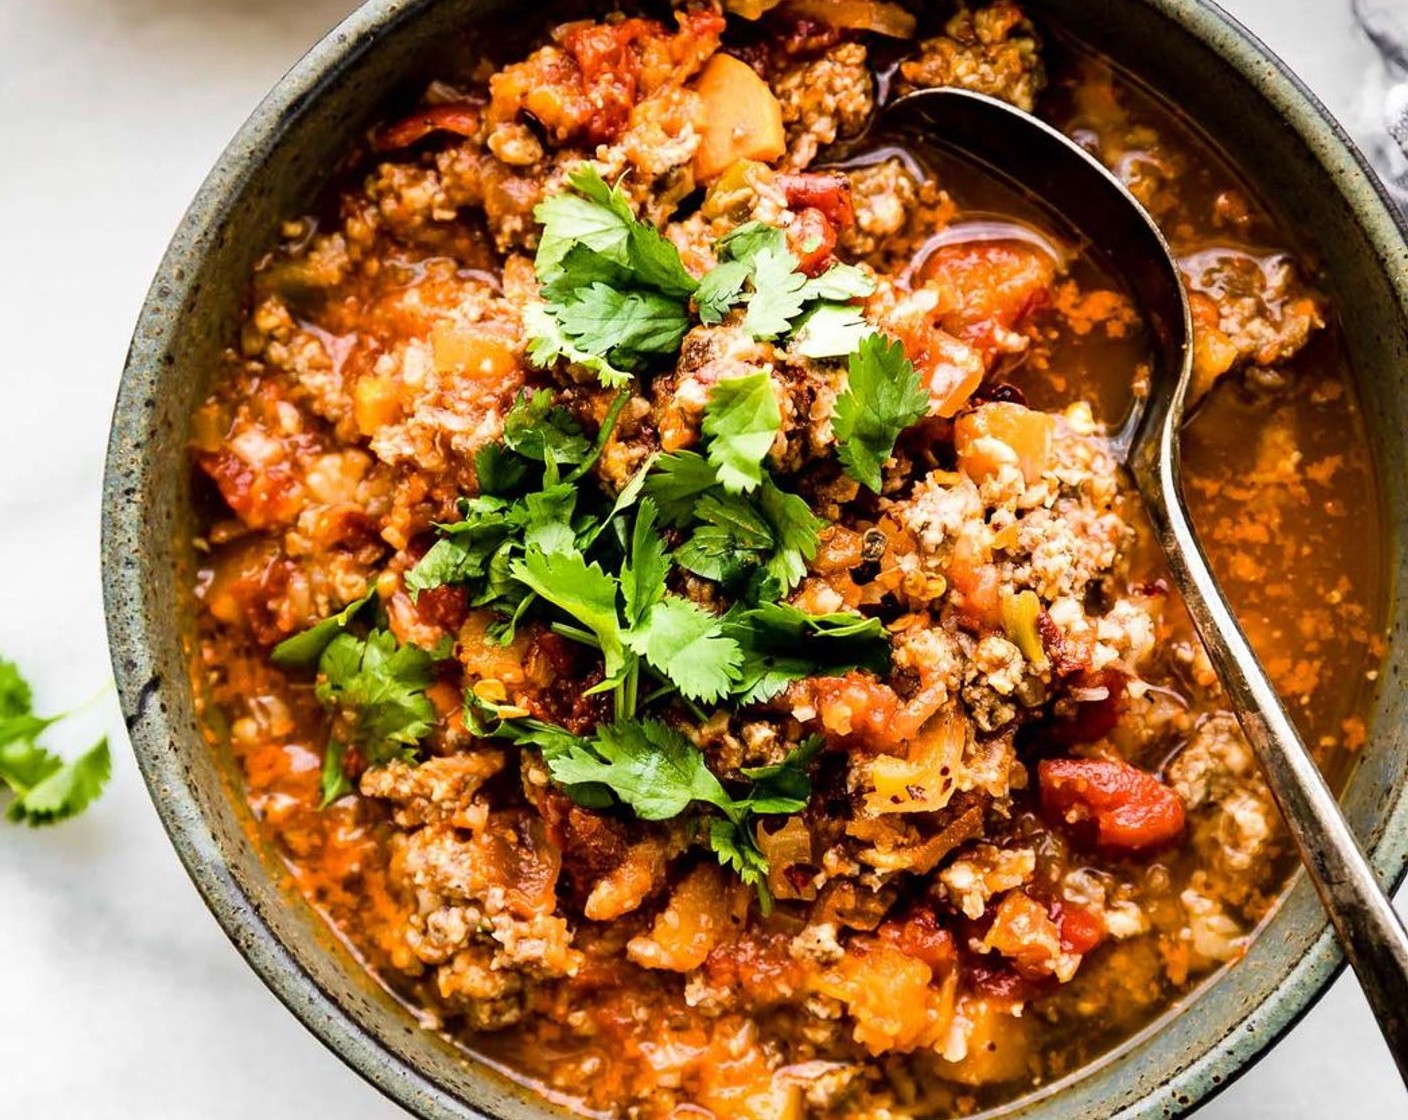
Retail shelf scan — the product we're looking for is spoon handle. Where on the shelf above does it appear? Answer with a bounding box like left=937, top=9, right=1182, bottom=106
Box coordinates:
left=1143, top=455, right=1408, bottom=1085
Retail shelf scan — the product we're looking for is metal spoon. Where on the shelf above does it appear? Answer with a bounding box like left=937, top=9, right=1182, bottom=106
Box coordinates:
left=848, top=86, right=1408, bottom=1081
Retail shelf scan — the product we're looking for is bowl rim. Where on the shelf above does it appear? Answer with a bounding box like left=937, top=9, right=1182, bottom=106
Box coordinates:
left=103, top=1, right=1408, bottom=1117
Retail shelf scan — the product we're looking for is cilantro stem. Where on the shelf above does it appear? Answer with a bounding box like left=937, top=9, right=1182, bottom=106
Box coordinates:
left=550, top=622, right=601, bottom=648
left=565, top=389, right=631, bottom=484
left=639, top=682, right=677, bottom=707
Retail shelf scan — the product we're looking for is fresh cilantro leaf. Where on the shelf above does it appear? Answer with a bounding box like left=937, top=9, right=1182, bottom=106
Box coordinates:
left=475, top=441, right=530, bottom=496
left=739, top=734, right=824, bottom=808
left=554, top=285, right=693, bottom=368
left=272, top=590, right=373, bottom=668
left=546, top=718, right=730, bottom=821
left=521, top=484, right=579, bottom=555
left=621, top=499, right=669, bottom=626
left=405, top=498, right=518, bottom=597
left=538, top=167, right=696, bottom=301
left=626, top=596, right=742, bottom=704
left=708, top=816, right=772, bottom=908
left=742, top=244, right=809, bottom=339
left=502, top=389, right=592, bottom=464
left=0, top=657, right=112, bottom=827
left=534, top=166, right=637, bottom=273
left=407, top=535, right=496, bottom=597
left=539, top=243, right=634, bottom=304
left=644, top=451, right=719, bottom=525
left=695, top=259, right=751, bottom=326
left=319, top=740, right=353, bottom=808
left=315, top=629, right=438, bottom=763
left=725, top=602, right=890, bottom=703
left=718, top=221, right=787, bottom=264
left=702, top=372, right=782, bottom=494
left=674, top=491, right=775, bottom=587
left=798, top=262, right=875, bottom=302
left=756, top=479, right=824, bottom=595
left=5, top=738, right=110, bottom=826
left=675, top=526, right=762, bottom=585
left=833, top=332, right=930, bottom=493
left=525, top=303, right=633, bottom=388
left=510, top=549, right=627, bottom=688
left=530, top=167, right=697, bottom=387
left=695, top=492, right=775, bottom=549
left=790, top=303, right=874, bottom=359
left=0, top=659, right=32, bottom=719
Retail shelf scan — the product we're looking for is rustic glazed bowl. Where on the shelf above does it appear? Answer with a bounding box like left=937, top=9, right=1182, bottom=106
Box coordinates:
left=103, top=1, right=1408, bottom=1117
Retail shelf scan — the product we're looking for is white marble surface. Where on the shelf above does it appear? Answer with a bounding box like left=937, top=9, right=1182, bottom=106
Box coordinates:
left=0, top=1, right=1403, bottom=1116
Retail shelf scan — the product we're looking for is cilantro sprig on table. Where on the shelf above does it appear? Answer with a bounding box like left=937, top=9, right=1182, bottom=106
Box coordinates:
left=0, top=657, right=110, bottom=826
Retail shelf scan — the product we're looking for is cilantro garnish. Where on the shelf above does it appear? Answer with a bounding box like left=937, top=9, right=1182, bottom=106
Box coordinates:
left=272, top=589, right=373, bottom=668
left=526, top=173, right=880, bottom=388
left=695, top=219, right=877, bottom=345
left=528, top=167, right=698, bottom=386
left=315, top=629, right=440, bottom=764
left=701, top=372, right=782, bottom=493
left=833, top=332, right=930, bottom=493
left=0, top=656, right=110, bottom=827
left=517, top=713, right=818, bottom=910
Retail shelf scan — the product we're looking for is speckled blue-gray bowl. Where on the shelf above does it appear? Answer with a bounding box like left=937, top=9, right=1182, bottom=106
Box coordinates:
left=102, top=1, right=1408, bottom=1117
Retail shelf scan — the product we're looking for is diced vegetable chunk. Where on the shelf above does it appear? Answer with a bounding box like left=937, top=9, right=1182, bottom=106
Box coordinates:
left=1039, top=757, right=1186, bottom=850
left=693, top=54, right=787, bottom=181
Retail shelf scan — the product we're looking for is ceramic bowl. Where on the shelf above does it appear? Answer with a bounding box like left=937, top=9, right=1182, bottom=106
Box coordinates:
left=103, top=1, right=1408, bottom=1117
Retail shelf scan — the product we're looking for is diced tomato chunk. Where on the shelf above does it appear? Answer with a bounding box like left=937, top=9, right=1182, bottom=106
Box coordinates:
left=777, top=171, right=856, bottom=228
left=373, top=102, right=483, bottom=151
left=921, top=242, right=1055, bottom=357
left=1049, top=669, right=1126, bottom=744
left=878, top=907, right=957, bottom=974
left=1039, top=757, right=1186, bottom=850
left=1052, top=902, right=1106, bottom=954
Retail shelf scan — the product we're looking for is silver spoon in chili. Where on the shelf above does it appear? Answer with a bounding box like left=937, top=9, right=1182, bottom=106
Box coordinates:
left=842, top=86, right=1408, bottom=1082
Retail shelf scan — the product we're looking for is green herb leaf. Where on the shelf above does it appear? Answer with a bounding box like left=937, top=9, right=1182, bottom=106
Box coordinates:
left=725, top=602, right=890, bottom=703
left=626, top=596, right=742, bottom=704
left=315, top=630, right=438, bottom=763
left=695, top=260, right=752, bottom=325
left=553, top=285, right=694, bottom=369
left=621, top=499, right=669, bottom=626
left=742, top=244, right=810, bottom=340
left=718, top=221, right=788, bottom=265
left=799, top=262, right=875, bottom=302
left=5, top=738, right=110, bottom=826
left=833, top=332, right=930, bottom=493
left=525, top=303, right=634, bottom=388
left=790, top=303, right=873, bottom=359
left=644, top=451, right=719, bottom=526
left=510, top=549, right=628, bottom=687
left=546, top=718, right=730, bottom=821
left=0, top=657, right=111, bottom=827
left=708, top=817, right=772, bottom=909
left=502, top=389, right=592, bottom=465
left=756, top=479, right=824, bottom=595
left=272, top=590, right=374, bottom=669
left=702, top=372, right=781, bottom=494
left=319, top=740, right=353, bottom=808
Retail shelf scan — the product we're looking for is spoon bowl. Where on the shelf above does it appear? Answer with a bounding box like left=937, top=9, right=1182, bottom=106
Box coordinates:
left=849, top=86, right=1408, bottom=1084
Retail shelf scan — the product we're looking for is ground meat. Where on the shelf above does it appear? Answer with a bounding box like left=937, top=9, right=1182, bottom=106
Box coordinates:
left=772, top=42, right=875, bottom=170
left=900, top=1, right=1046, bottom=111
left=1183, top=247, right=1326, bottom=401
